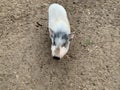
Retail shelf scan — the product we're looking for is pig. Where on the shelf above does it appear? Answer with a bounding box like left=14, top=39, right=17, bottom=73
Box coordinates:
left=48, top=3, right=74, bottom=60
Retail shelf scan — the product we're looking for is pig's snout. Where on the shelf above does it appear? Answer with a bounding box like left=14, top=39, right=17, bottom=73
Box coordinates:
left=53, top=56, right=60, bottom=60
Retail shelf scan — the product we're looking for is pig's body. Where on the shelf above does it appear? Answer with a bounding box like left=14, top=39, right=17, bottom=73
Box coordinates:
left=48, top=3, right=73, bottom=60
left=48, top=3, right=70, bottom=34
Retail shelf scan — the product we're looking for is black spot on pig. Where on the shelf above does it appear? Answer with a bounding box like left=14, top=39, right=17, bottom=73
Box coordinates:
left=52, top=32, right=69, bottom=47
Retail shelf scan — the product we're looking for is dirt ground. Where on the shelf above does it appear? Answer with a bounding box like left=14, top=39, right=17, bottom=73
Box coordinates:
left=0, top=0, right=120, bottom=90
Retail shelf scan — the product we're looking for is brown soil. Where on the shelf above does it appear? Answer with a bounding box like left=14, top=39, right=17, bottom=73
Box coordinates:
left=0, top=0, right=120, bottom=90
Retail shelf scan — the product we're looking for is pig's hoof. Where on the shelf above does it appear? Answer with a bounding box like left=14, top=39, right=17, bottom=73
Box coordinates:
left=53, top=56, right=60, bottom=60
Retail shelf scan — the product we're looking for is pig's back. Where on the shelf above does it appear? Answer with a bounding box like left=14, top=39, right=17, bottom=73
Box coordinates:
left=48, top=3, right=70, bottom=33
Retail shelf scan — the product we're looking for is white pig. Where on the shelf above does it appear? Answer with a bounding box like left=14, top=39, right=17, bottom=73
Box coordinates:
left=48, top=3, right=74, bottom=60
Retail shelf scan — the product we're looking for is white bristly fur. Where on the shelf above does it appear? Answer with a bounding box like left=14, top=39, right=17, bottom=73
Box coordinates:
left=48, top=3, right=70, bottom=34
left=48, top=3, right=71, bottom=59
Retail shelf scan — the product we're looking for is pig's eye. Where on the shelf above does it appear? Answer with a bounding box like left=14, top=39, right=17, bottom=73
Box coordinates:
left=62, top=42, right=67, bottom=47
left=53, top=41, right=56, bottom=46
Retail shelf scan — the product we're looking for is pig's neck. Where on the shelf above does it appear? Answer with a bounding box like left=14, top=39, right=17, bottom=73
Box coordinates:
left=53, top=21, right=70, bottom=34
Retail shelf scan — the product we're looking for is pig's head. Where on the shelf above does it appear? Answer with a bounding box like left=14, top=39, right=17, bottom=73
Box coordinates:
left=49, top=29, right=74, bottom=60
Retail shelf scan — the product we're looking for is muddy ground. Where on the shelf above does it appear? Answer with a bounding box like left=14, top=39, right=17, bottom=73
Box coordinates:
left=0, top=0, right=120, bottom=90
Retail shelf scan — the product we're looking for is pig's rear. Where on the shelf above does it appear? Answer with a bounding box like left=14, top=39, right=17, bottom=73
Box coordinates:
left=48, top=3, right=70, bottom=33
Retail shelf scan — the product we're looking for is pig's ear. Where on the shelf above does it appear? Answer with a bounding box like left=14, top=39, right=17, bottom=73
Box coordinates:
left=49, top=28, right=54, bottom=38
left=68, top=32, right=75, bottom=40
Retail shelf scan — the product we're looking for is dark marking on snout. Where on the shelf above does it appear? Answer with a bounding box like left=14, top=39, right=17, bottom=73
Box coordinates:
left=53, top=56, right=60, bottom=60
